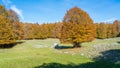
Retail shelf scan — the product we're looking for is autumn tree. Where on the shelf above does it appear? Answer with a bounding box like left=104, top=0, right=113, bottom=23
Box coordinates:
left=52, top=22, right=62, bottom=38
left=106, top=24, right=113, bottom=38
left=23, top=23, right=33, bottom=39
left=0, top=5, right=15, bottom=45
left=8, top=9, right=24, bottom=40
left=39, top=23, right=56, bottom=39
left=61, top=7, right=96, bottom=47
left=96, top=23, right=108, bottom=39
left=112, top=20, right=120, bottom=37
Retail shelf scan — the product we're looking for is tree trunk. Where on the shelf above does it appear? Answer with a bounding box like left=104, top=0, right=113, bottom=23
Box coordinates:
left=73, top=42, right=81, bottom=48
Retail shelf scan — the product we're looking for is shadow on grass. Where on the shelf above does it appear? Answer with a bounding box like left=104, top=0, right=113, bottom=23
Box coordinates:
left=0, top=41, right=24, bottom=48
left=54, top=45, right=73, bottom=49
left=94, top=49, right=120, bottom=63
left=35, top=49, right=120, bottom=68
left=34, top=61, right=120, bottom=68
left=117, top=41, right=120, bottom=44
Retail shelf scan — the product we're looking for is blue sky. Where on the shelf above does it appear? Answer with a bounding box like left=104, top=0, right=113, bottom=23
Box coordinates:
left=0, top=0, right=120, bottom=23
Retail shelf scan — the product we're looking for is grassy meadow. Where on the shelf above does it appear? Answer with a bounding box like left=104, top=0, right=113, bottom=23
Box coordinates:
left=0, top=38, right=120, bottom=68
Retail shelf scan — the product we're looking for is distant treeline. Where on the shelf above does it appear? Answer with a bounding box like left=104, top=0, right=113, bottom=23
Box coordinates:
left=96, top=21, right=120, bottom=39
left=0, top=4, right=120, bottom=45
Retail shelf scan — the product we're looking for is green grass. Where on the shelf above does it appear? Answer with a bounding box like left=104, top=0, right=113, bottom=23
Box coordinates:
left=0, top=39, right=91, bottom=68
left=82, top=37, right=120, bottom=46
left=0, top=38, right=120, bottom=68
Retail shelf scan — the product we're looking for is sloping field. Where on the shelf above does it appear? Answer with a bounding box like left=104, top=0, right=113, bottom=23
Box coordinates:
left=0, top=38, right=120, bottom=68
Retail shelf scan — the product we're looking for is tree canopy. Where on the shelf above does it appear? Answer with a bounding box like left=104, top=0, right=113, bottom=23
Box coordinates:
left=0, top=5, right=15, bottom=44
left=0, top=4, right=120, bottom=47
left=61, top=7, right=96, bottom=47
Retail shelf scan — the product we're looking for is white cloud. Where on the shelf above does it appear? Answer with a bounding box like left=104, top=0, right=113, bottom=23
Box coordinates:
left=10, top=5, right=24, bottom=20
left=103, top=18, right=117, bottom=23
left=2, top=0, right=12, bottom=5
left=2, top=0, right=24, bottom=20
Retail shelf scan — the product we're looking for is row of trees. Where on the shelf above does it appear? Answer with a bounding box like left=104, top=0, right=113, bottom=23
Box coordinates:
left=0, top=5, right=120, bottom=47
left=96, top=20, right=120, bottom=39
left=23, top=22, right=62, bottom=39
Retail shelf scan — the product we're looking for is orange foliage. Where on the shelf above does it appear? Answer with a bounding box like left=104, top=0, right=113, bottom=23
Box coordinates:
left=61, top=7, right=96, bottom=47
